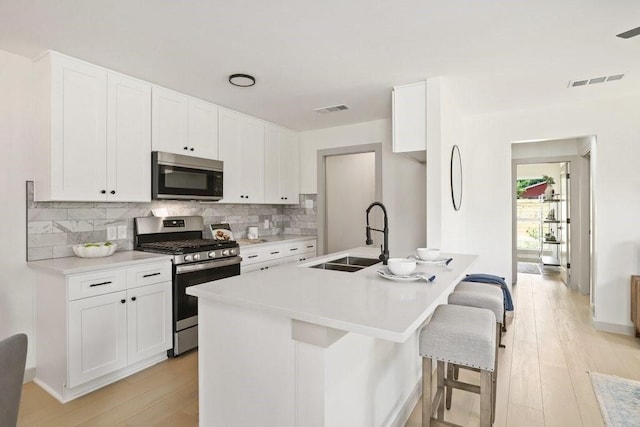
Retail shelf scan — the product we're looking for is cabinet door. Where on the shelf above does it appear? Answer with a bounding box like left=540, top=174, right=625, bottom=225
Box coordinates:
left=107, top=73, right=151, bottom=202
left=240, top=117, right=265, bottom=202
left=151, top=87, right=189, bottom=155
left=392, top=81, right=426, bottom=153
left=68, top=291, right=128, bottom=387
left=50, top=55, right=108, bottom=201
left=264, top=125, right=281, bottom=203
left=279, top=130, right=300, bottom=203
left=218, top=108, right=242, bottom=203
left=188, top=98, right=219, bottom=159
left=127, top=282, right=172, bottom=365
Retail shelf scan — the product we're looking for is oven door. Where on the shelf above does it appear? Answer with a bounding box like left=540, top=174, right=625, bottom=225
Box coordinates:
left=171, top=256, right=241, bottom=356
left=152, top=152, right=223, bottom=201
left=174, top=256, right=241, bottom=330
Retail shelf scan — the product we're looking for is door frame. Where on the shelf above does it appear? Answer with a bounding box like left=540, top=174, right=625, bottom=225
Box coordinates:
left=316, top=143, right=382, bottom=256
left=511, top=155, right=588, bottom=291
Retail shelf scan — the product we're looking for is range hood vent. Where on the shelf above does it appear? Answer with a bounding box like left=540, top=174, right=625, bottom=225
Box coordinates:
left=568, top=74, right=624, bottom=88
left=314, top=104, right=349, bottom=113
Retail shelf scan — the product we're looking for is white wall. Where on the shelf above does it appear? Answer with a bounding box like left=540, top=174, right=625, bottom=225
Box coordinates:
left=301, top=119, right=426, bottom=255
left=0, top=49, right=35, bottom=369
left=439, top=84, right=640, bottom=333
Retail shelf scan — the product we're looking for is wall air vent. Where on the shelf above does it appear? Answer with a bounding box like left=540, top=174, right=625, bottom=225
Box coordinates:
left=568, top=74, right=624, bottom=88
left=313, top=104, right=349, bottom=113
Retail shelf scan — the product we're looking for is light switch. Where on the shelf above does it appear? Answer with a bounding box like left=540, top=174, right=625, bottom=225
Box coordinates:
left=117, top=225, right=127, bottom=239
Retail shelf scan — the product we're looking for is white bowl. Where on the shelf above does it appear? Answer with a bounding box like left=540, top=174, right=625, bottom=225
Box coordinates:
left=73, top=242, right=117, bottom=258
left=387, top=258, right=417, bottom=276
left=417, top=248, right=440, bottom=261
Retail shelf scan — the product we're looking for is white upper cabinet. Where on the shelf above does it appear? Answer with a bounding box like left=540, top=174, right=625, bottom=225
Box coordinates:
left=264, top=125, right=299, bottom=204
left=151, top=87, right=188, bottom=154
left=392, top=80, right=426, bottom=153
left=218, top=108, right=264, bottom=203
left=151, top=86, right=218, bottom=159
left=33, top=52, right=151, bottom=202
left=107, top=73, right=151, bottom=202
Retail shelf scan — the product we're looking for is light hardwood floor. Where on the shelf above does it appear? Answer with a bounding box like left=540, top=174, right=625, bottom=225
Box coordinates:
left=17, top=271, right=640, bottom=426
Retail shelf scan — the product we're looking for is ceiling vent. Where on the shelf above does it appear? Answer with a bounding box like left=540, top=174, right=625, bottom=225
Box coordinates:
left=314, top=104, right=349, bottom=113
left=568, top=74, right=624, bottom=88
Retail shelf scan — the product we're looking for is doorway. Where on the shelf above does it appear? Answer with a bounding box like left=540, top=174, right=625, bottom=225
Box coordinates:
left=511, top=136, right=594, bottom=295
left=316, top=144, right=383, bottom=256
left=515, top=162, right=570, bottom=281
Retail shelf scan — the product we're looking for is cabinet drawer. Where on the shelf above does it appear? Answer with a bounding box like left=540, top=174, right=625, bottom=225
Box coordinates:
left=283, top=240, right=317, bottom=256
left=241, top=245, right=283, bottom=266
left=241, top=258, right=282, bottom=274
left=127, top=262, right=172, bottom=289
left=68, top=269, right=127, bottom=301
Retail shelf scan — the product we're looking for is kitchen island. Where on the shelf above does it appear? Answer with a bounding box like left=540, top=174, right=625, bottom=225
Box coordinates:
left=187, top=247, right=477, bottom=427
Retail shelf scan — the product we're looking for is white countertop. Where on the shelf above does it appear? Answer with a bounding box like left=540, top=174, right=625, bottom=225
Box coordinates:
left=28, top=251, right=173, bottom=275
left=236, top=234, right=316, bottom=247
left=188, top=247, right=478, bottom=343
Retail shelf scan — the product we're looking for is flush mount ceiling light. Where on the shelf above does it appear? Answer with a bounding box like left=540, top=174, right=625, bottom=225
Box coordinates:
left=616, top=26, right=640, bottom=39
left=228, top=74, right=255, bottom=87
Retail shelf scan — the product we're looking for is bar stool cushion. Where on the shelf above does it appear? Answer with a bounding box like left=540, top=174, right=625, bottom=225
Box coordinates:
left=420, top=304, right=496, bottom=371
left=449, top=289, right=504, bottom=326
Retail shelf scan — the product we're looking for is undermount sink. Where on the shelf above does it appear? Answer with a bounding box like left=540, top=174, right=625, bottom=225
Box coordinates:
left=308, top=256, right=381, bottom=273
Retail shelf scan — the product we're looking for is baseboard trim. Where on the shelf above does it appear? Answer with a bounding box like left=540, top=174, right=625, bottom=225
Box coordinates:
left=592, top=319, right=635, bottom=336
left=23, top=367, right=36, bottom=383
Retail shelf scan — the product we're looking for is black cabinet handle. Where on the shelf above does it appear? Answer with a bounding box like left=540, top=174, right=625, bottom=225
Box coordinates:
left=270, top=251, right=280, bottom=255
left=131, top=296, right=137, bottom=301
left=190, top=147, right=194, bottom=151
left=143, top=272, right=161, bottom=278
left=100, top=190, right=106, bottom=194
left=120, top=299, right=126, bottom=304
left=306, top=245, right=314, bottom=249
left=110, top=190, right=116, bottom=195
left=248, top=255, right=258, bottom=259
left=90, top=281, right=112, bottom=287
left=184, top=146, right=189, bottom=150
left=290, top=248, right=298, bottom=252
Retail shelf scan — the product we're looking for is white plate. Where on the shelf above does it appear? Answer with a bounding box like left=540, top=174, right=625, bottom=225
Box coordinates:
left=411, top=255, right=453, bottom=265
left=211, top=228, right=234, bottom=241
left=377, top=267, right=435, bottom=282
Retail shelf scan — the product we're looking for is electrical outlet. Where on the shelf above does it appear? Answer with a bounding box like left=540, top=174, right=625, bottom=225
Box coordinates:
left=264, top=219, right=270, bottom=229
left=107, top=226, right=117, bottom=241
left=117, top=225, right=127, bottom=239
left=304, top=199, right=313, bottom=209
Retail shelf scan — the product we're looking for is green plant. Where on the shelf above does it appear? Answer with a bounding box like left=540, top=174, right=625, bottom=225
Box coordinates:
left=542, top=175, right=555, bottom=185
left=526, top=228, right=539, bottom=239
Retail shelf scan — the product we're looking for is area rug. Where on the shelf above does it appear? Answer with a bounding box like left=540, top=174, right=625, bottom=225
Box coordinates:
left=517, top=262, right=541, bottom=275
left=590, top=372, right=640, bottom=426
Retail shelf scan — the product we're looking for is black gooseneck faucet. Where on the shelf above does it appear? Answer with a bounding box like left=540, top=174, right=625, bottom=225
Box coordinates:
left=365, top=201, right=389, bottom=265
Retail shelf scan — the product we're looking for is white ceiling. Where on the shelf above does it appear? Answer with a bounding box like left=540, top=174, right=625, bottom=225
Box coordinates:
left=1, top=0, right=639, bottom=131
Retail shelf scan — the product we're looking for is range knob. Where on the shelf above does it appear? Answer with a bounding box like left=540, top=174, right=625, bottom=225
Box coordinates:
left=193, top=253, right=201, bottom=261
left=208, top=251, right=217, bottom=258
left=184, top=255, right=193, bottom=262
left=222, top=249, right=230, bottom=256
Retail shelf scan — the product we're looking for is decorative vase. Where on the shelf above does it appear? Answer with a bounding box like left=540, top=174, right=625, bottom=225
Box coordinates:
left=544, top=184, right=554, bottom=199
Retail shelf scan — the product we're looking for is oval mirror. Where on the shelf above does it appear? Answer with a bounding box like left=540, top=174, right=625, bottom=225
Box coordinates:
left=450, top=145, right=462, bottom=211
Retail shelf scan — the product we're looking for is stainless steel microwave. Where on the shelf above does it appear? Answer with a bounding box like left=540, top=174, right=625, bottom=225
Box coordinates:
left=152, top=151, right=223, bottom=201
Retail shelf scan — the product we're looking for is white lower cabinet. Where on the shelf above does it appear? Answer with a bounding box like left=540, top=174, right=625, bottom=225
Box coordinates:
left=68, top=291, right=128, bottom=387
left=241, top=239, right=317, bottom=273
left=33, top=259, right=172, bottom=402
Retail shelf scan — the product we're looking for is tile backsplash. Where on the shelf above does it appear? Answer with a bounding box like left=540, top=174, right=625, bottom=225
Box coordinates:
left=26, top=182, right=317, bottom=261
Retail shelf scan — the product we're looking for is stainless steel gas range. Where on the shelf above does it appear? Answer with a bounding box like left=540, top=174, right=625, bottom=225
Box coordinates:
left=134, top=216, right=240, bottom=356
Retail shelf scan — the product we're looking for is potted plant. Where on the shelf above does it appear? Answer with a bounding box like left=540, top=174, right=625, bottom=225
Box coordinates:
left=543, top=175, right=556, bottom=199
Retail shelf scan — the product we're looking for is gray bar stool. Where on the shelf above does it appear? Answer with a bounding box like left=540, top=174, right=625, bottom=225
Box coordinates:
left=419, top=304, right=496, bottom=427
left=447, top=287, right=504, bottom=422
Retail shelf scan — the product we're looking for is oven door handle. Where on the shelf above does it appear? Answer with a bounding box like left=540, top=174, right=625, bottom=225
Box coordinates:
left=175, top=256, right=242, bottom=274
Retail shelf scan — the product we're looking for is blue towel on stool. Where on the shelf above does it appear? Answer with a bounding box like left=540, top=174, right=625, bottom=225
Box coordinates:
left=464, top=273, right=514, bottom=311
